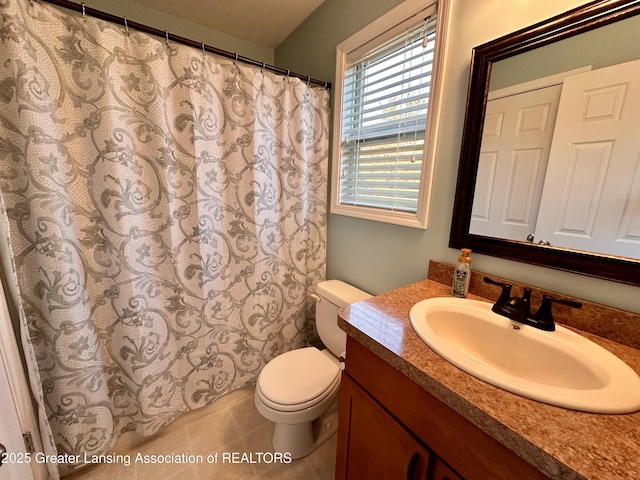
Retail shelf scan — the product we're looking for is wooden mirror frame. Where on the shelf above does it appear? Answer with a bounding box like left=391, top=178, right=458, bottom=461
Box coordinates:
left=450, top=0, right=640, bottom=287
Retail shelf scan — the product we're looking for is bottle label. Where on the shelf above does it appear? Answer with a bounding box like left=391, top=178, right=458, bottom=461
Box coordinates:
left=452, top=270, right=468, bottom=296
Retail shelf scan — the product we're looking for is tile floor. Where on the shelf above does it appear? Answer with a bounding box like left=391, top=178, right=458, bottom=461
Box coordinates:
left=64, top=387, right=337, bottom=480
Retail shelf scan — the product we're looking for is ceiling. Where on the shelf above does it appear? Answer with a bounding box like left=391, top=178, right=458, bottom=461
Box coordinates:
left=132, top=0, right=326, bottom=48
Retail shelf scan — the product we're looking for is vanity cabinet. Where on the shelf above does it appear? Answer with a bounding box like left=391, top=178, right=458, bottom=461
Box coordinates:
left=335, top=337, right=549, bottom=480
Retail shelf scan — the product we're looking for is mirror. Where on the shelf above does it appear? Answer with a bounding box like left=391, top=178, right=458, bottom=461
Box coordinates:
left=450, top=0, right=640, bottom=287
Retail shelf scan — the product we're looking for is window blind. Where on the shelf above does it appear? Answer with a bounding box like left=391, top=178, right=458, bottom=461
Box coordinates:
left=339, top=16, right=437, bottom=213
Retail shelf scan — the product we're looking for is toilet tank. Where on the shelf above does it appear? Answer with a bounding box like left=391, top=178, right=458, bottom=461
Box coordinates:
left=315, top=280, right=371, bottom=357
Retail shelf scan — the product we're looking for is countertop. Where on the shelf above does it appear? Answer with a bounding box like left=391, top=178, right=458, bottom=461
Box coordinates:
left=337, top=278, right=640, bottom=480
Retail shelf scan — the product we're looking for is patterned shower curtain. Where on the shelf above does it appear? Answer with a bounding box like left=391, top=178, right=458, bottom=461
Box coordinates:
left=0, top=0, right=329, bottom=476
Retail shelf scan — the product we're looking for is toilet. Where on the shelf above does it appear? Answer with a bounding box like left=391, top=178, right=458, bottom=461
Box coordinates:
left=254, top=280, right=371, bottom=459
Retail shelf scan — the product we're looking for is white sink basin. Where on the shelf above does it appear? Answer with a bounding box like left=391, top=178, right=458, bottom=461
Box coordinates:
left=409, top=297, right=640, bottom=413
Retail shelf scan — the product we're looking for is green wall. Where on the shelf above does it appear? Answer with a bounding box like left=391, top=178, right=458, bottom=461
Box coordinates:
left=275, top=0, right=640, bottom=314
left=77, top=0, right=273, bottom=63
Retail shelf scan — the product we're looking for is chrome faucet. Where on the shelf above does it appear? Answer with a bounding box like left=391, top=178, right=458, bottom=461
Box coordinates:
left=483, top=277, right=582, bottom=331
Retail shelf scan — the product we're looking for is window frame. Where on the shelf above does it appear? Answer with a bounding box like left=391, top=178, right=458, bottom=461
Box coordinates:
left=330, top=0, right=451, bottom=229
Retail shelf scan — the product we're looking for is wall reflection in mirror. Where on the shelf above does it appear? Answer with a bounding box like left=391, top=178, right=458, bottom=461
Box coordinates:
left=469, top=13, right=640, bottom=260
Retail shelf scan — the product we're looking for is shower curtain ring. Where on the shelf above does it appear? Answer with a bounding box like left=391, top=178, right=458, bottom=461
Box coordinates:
left=123, top=17, right=129, bottom=35
left=202, top=42, right=206, bottom=57
left=262, top=61, right=265, bottom=72
left=81, top=3, right=86, bottom=18
left=165, top=30, right=170, bottom=45
left=234, top=53, right=238, bottom=64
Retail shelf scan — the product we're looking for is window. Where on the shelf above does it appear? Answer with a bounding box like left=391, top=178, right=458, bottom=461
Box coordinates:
left=331, top=0, right=450, bottom=228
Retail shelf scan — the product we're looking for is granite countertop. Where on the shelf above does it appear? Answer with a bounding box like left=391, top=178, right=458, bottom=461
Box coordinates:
left=338, top=278, right=640, bottom=480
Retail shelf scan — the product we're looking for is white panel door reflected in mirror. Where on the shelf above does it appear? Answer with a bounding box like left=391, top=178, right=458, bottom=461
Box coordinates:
left=533, top=59, right=640, bottom=258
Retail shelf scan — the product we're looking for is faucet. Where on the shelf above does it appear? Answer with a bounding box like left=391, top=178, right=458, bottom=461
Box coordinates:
left=483, top=277, right=582, bottom=331
left=484, top=277, right=531, bottom=323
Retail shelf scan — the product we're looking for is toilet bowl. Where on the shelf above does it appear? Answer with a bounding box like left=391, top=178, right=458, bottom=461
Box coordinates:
left=254, top=280, right=371, bottom=459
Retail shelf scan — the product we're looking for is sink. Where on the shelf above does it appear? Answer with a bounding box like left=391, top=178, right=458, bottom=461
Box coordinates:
left=409, top=297, right=640, bottom=413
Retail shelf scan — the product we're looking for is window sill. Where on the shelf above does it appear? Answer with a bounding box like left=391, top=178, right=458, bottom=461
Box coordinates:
left=330, top=203, right=428, bottom=229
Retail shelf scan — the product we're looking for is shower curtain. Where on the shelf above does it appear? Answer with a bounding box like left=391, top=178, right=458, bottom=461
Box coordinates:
left=0, top=0, right=329, bottom=476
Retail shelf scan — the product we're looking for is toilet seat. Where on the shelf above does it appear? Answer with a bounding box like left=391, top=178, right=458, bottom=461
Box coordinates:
left=257, top=347, right=341, bottom=412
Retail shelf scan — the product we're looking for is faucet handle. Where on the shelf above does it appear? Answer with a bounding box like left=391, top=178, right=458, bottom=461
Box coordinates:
left=483, top=277, right=512, bottom=305
left=530, top=295, right=582, bottom=331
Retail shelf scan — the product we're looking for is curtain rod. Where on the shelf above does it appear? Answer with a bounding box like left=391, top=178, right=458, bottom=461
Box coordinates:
left=31, top=0, right=331, bottom=89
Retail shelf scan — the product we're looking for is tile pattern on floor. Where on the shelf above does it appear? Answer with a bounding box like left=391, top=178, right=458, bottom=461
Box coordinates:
left=64, top=387, right=337, bottom=480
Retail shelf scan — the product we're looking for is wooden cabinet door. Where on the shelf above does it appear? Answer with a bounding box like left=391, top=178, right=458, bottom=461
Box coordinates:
left=432, top=458, right=463, bottom=480
left=336, top=374, right=431, bottom=480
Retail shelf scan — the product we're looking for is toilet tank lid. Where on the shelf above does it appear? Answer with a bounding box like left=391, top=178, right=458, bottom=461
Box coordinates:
left=316, top=280, right=371, bottom=308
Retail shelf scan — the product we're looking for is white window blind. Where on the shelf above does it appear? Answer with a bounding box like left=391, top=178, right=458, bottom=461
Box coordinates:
left=338, top=15, right=438, bottom=213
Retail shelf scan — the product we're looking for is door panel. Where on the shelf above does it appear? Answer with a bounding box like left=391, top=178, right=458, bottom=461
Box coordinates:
left=535, top=59, right=640, bottom=256
left=336, top=374, right=430, bottom=480
left=471, top=85, right=561, bottom=241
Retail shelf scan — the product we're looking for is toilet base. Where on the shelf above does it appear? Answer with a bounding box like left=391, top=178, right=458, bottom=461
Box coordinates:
left=271, top=397, right=340, bottom=459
